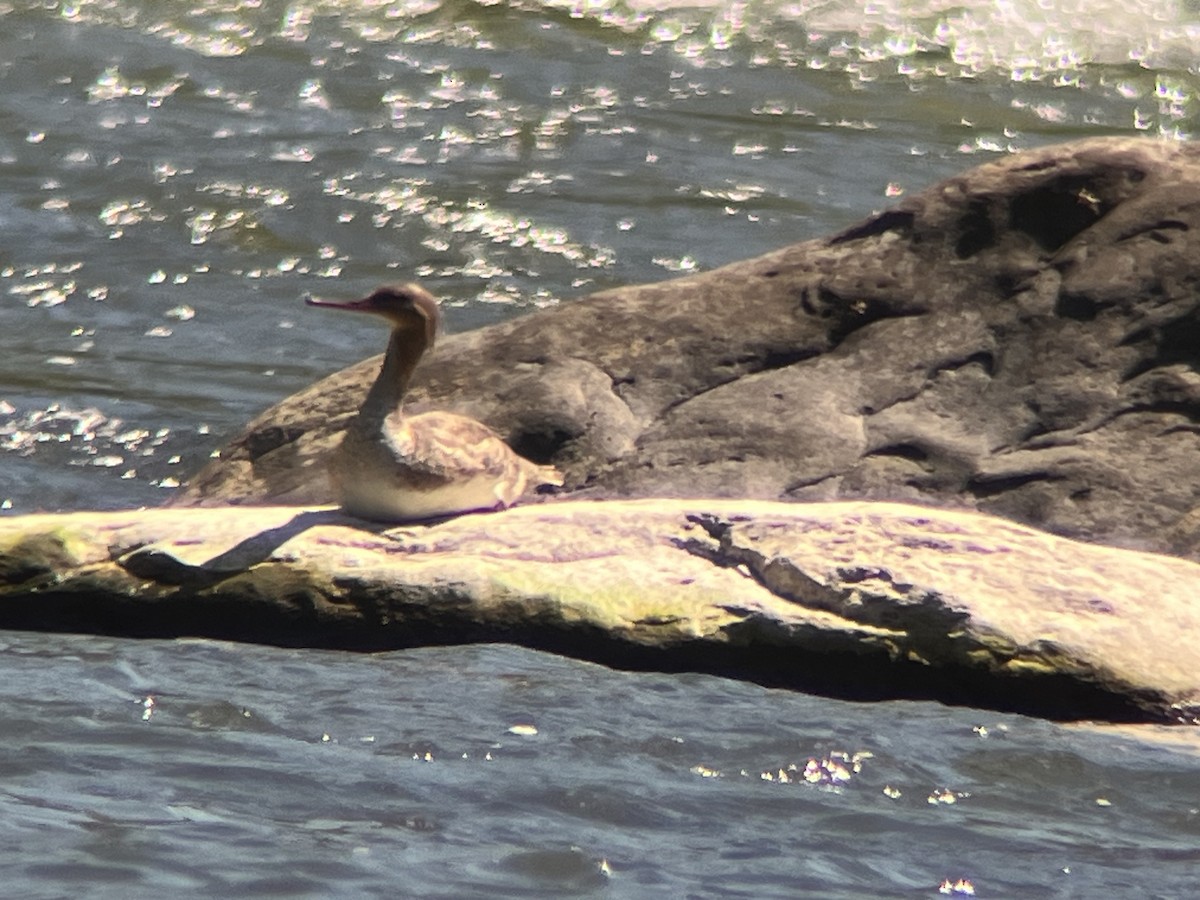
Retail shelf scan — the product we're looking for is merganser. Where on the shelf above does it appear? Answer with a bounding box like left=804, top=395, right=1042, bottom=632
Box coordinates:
left=306, top=283, right=562, bottom=522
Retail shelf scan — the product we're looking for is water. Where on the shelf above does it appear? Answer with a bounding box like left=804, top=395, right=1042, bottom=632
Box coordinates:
left=5, top=633, right=1200, bottom=898
left=2, top=0, right=1200, bottom=895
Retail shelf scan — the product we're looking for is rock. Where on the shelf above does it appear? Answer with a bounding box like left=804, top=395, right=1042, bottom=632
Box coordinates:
left=1, top=500, right=1197, bottom=723
left=173, top=136, right=1200, bottom=561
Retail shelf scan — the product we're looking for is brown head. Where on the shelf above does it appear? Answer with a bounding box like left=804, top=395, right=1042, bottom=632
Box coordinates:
left=306, top=283, right=441, bottom=348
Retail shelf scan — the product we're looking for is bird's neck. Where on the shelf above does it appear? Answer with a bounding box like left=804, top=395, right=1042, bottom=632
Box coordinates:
left=358, top=326, right=428, bottom=422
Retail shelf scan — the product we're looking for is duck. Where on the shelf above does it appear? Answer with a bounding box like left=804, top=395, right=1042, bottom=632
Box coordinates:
left=306, top=283, right=562, bottom=522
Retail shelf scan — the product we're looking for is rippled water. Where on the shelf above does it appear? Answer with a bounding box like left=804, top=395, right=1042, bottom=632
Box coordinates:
left=2, top=1, right=1200, bottom=895
left=5, top=633, right=1200, bottom=898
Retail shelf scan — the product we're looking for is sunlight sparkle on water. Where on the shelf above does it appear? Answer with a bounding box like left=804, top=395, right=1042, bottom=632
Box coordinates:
left=417, top=202, right=615, bottom=269
left=653, top=255, right=697, bottom=272
left=271, top=146, right=316, bottom=164
left=0, top=405, right=181, bottom=490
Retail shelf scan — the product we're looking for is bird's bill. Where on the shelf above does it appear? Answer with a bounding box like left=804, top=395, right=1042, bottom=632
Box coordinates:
left=304, top=293, right=376, bottom=312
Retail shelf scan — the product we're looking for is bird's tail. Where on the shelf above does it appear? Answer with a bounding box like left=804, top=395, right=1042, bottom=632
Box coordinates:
left=536, top=463, right=565, bottom=489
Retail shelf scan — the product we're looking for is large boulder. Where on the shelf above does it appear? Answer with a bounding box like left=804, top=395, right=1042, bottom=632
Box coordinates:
left=174, top=136, right=1200, bottom=561
left=1, top=500, right=1197, bottom=723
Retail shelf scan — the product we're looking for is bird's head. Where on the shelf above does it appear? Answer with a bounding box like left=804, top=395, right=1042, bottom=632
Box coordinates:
left=306, top=283, right=440, bottom=347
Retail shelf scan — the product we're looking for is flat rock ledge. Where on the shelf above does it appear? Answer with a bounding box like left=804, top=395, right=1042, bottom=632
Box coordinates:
left=3, top=499, right=1198, bottom=724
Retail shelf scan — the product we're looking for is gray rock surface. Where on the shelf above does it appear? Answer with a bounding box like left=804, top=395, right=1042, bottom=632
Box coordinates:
left=175, top=137, right=1200, bottom=560
left=3, top=500, right=1198, bottom=723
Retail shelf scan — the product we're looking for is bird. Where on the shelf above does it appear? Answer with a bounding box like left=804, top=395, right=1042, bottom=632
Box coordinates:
left=305, top=283, right=563, bottom=522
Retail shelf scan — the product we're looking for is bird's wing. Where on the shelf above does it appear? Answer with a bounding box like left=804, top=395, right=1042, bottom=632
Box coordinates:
left=382, top=410, right=530, bottom=480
